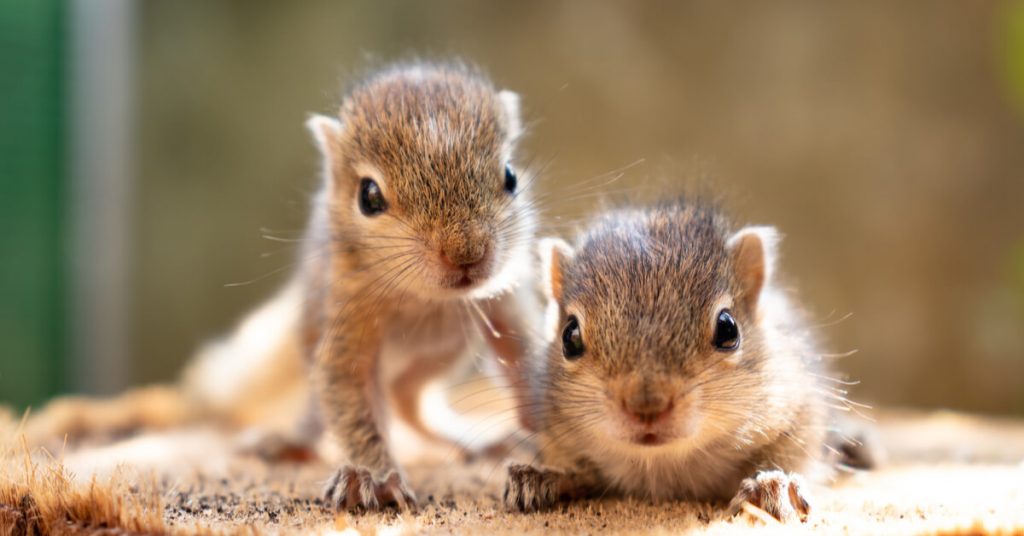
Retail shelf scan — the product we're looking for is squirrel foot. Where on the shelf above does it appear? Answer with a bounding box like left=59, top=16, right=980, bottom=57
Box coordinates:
left=729, top=470, right=812, bottom=523
left=237, top=429, right=317, bottom=463
left=323, top=466, right=417, bottom=512
left=503, top=463, right=561, bottom=513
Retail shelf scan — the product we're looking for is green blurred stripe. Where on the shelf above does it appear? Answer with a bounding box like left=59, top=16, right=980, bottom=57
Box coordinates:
left=0, top=0, right=67, bottom=408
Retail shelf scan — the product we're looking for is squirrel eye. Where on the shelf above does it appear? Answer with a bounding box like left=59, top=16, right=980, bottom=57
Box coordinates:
left=358, top=178, right=387, bottom=216
left=504, top=163, right=517, bottom=194
left=562, top=315, right=585, bottom=360
left=713, top=309, right=740, bottom=351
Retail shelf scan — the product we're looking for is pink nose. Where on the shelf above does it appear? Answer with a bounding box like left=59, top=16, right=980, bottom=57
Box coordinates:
left=623, top=396, right=674, bottom=426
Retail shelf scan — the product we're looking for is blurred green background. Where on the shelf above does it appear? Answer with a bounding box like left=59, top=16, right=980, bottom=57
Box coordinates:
left=2, top=0, right=1023, bottom=414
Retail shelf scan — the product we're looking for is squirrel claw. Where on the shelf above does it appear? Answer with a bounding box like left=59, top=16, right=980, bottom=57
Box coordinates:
left=504, top=463, right=560, bottom=513
left=323, top=466, right=417, bottom=512
left=729, top=470, right=812, bottom=523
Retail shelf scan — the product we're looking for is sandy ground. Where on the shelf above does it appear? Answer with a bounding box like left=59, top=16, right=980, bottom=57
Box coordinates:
left=2, top=407, right=1024, bottom=534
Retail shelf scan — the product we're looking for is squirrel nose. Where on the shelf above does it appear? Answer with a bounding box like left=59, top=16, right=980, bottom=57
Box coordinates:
left=439, top=226, right=490, bottom=271
left=622, top=394, right=674, bottom=426
left=439, top=244, right=488, bottom=270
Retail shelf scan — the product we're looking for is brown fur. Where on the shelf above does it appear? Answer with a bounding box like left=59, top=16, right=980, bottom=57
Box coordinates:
left=507, top=200, right=831, bottom=520
left=301, top=63, right=539, bottom=511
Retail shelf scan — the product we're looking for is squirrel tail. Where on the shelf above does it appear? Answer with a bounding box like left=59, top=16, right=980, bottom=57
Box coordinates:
left=18, top=279, right=309, bottom=446
left=180, top=276, right=309, bottom=430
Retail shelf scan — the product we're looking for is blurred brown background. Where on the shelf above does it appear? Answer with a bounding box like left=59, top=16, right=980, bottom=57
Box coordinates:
left=3, top=0, right=1023, bottom=415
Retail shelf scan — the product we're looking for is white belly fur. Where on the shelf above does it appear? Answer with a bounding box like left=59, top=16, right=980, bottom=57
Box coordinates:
left=378, top=302, right=514, bottom=456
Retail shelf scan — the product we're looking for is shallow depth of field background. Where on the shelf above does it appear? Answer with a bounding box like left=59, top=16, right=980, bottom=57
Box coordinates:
left=3, top=1, right=1024, bottom=415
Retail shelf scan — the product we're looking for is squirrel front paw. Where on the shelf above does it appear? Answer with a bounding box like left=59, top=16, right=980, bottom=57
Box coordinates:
left=729, top=470, right=812, bottom=523
left=503, top=463, right=561, bottom=513
left=322, top=466, right=416, bottom=512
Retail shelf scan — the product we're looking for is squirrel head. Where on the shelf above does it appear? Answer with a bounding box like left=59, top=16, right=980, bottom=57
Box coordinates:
left=537, top=201, right=785, bottom=454
left=308, top=63, right=534, bottom=301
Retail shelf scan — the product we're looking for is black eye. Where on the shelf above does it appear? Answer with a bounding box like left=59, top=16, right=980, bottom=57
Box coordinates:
left=713, top=309, right=740, bottom=351
left=562, top=315, right=585, bottom=360
left=358, top=178, right=387, bottom=216
left=504, top=163, right=517, bottom=194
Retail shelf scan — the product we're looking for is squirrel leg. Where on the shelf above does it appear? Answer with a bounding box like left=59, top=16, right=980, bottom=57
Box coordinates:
left=317, top=331, right=416, bottom=512
left=236, top=391, right=322, bottom=462
left=389, top=348, right=472, bottom=450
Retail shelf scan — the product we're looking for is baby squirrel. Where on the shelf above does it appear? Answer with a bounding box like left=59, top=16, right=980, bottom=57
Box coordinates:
left=23, top=63, right=543, bottom=495
left=296, top=63, right=540, bottom=511
left=505, top=199, right=849, bottom=522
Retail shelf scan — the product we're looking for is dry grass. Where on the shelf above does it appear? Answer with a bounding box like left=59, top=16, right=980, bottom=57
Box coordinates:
left=0, top=440, right=168, bottom=535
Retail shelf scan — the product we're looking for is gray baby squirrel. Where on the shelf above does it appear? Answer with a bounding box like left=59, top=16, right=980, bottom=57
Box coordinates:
left=504, top=199, right=869, bottom=522
left=295, top=63, right=540, bottom=511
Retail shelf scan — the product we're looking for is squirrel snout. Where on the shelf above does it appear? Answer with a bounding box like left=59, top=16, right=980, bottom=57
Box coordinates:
left=438, top=237, right=490, bottom=271
left=439, top=248, right=486, bottom=270
left=622, top=394, right=674, bottom=426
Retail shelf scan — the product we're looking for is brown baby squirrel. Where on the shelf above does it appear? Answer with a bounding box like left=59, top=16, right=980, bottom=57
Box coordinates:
left=300, top=63, right=544, bottom=511
left=20, top=63, right=542, bottom=502
left=504, top=199, right=862, bottom=522
left=233, top=63, right=541, bottom=511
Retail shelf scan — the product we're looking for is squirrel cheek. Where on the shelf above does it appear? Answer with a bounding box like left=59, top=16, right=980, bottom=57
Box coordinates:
left=722, top=348, right=744, bottom=367
left=675, top=390, right=705, bottom=438
left=680, top=409, right=703, bottom=438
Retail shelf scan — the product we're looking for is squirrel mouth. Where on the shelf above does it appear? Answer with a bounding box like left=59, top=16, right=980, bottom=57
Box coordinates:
left=435, top=271, right=481, bottom=293
left=440, top=273, right=476, bottom=290
left=626, top=432, right=675, bottom=448
left=635, top=433, right=667, bottom=446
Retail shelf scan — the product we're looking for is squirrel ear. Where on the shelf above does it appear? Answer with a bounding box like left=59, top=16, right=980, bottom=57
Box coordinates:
left=306, top=114, right=344, bottom=187
left=539, top=237, right=574, bottom=303
left=306, top=114, right=343, bottom=153
left=498, top=90, right=523, bottom=141
left=726, top=226, right=780, bottom=313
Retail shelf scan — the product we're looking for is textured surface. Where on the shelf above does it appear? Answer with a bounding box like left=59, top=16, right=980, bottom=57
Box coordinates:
left=2, top=408, right=1024, bottom=534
